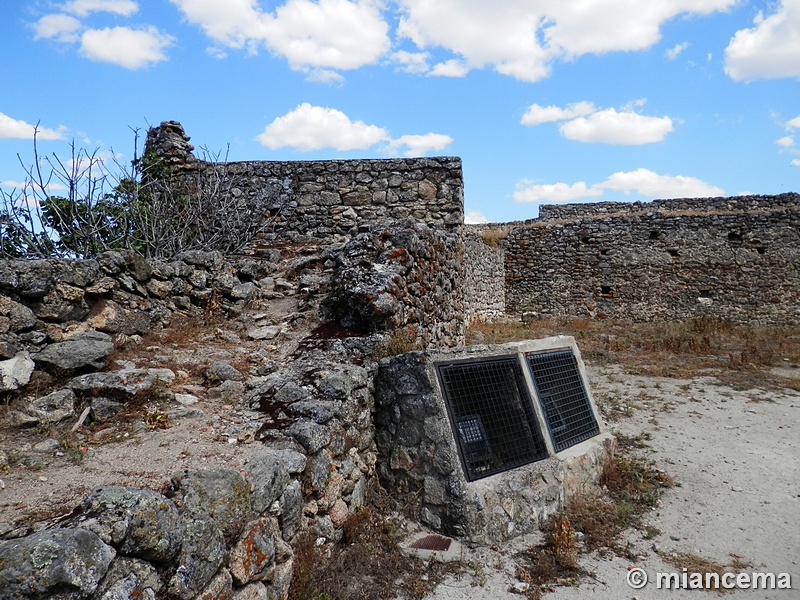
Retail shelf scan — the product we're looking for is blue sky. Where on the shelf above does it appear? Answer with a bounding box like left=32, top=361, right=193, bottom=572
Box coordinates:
left=1, top=0, right=799, bottom=223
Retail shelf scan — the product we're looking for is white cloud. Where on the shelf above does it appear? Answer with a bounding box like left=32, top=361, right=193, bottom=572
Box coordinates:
left=523, top=100, right=673, bottom=145
left=386, top=133, right=453, bottom=157
left=792, top=159, right=800, bottom=166
left=256, top=103, right=452, bottom=156
left=305, top=69, right=345, bottom=84
left=521, top=101, right=595, bottom=126
left=430, top=59, right=470, bottom=77
left=206, top=46, right=228, bottom=59
left=266, top=0, right=390, bottom=70
left=513, top=181, right=602, bottom=203
left=665, top=42, right=689, bottom=60
left=392, top=50, right=429, bottom=74
left=776, top=136, right=795, bottom=148
left=256, top=103, right=389, bottom=151
left=787, top=116, right=800, bottom=129
left=62, top=0, right=139, bottom=17
left=80, top=26, right=174, bottom=69
left=464, top=209, right=488, bottom=224
left=396, top=1, right=554, bottom=82
left=0, top=113, right=65, bottom=140
left=33, top=14, right=83, bottom=43
left=396, top=0, right=737, bottom=81
left=559, top=108, right=674, bottom=144
left=544, top=1, right=735, bottom=56
left=1, top=180, right=30, bottom=190
left=514, top=168, right=724, bottom=203
left=598, top=168, right=724, bottom=198
left=170, top=0, right=390, bottom=73
left=168, top=0, right=274, bottom=49
left=724, top=1, right=800, bottom=81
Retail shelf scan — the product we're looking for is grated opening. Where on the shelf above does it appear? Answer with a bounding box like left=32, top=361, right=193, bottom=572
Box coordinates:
left=526, top=349, right=599, bottom=452
left=437, top=356, right=548, bottom=481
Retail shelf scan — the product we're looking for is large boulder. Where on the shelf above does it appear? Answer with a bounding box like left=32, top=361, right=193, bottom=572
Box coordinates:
left=34, top=330, right=114, bottom=371
left=165, top=516, right=225, bottom=600
left=0, top=528, right=114, bottom=599
left=27, top=389, right=76, bottom=424
left=0, top=296, right=37, bottom=332
left=88, top=299, right=152, bottom=335
left=93, top=557, right=163, bottom=600
left=245, top=450, right=292, bottom=515
left=229, top=517, right=280, bottom=585
left=68, top=486, right=183, bottom=563
left=171, top=468, right=252, bottom=543
left=67, top=368, right=175, bottom=400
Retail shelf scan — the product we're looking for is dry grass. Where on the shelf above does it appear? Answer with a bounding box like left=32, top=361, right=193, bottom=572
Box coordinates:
left=566, top=436, right=673, bottom=556
left=659, top=552, right=730, bottom=592
left=288, top=503, right=463, bottom=600
left=377, top=327, right=422, bottom=359
left=515, top=434, right=674, bottom=595
left=515, top=516, right=586, bottom=599
left=468, top=317, right=800, bottom=389
left=478, top=228, right=511, bottom=248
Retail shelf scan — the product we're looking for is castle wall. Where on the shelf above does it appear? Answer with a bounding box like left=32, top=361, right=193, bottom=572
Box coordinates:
left=462, top=229, right=505, bottom=321
left=145, top=122, right=464, bottom=244
left=504, top=193, right=800, bottom=324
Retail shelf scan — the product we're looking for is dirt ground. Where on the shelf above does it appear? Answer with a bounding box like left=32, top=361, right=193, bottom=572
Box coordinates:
left=420, top=362, right=800, bottom=599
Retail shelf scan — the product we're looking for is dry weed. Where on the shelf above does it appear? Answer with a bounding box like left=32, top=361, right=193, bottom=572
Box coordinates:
left=288, top=505, right=463, bottom=600
left=468, top=317, right=800, bottom=389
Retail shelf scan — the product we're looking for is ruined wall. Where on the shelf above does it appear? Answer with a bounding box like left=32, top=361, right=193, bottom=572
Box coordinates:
left=322, top=220, right=466, bottom=347
left=536, top=193, right=798, bottom=221
left=146, top=121, right=464, bottom=244
left=0, top=249, right=276, bottom=356
left=462, top=229, right=505, bottom=321
left=505, top=193, right=800, bottom=324
left=0, top=250, right=378, bottom=599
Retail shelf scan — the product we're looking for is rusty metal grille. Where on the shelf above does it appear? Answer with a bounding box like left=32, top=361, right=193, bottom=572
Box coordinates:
left=436, top=357, right=548, bottom=481
left=409, top=534, right=452, bottom=551
left=526, top=349, right=599, bottom=452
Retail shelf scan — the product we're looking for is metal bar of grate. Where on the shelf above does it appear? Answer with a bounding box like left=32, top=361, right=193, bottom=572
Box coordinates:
left=436, top=356, right=548, bottom=481
left=526, top=349, right=599, bottom=452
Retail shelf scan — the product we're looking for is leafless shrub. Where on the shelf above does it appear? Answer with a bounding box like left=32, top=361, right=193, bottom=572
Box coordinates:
left=1, top=126, right=282, bottom=259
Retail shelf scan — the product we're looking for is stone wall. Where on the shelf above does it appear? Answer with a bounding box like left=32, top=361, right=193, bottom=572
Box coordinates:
left=322, top=220, right=466, bottom=348
left=536, top=192, right=799, bottom=221
left=0, top=249, right=276, bottom=358
left=0, top=249, right=380, bottom=599
left=505, top=193, right=800, bottom=324
left=462, top=229, right=505, bottom=322
left=145, top=122, right=464, bottom=244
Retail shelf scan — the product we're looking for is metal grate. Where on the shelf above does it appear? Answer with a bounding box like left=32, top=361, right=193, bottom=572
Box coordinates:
left=409, top=534, right=452, bottom=551
left=436, top=357, right=548, bottom=481
left=526, top=349, right=599, bottom=452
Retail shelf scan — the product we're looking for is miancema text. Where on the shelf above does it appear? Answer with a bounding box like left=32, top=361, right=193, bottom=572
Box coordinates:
left=658, top=570, right=792, bottom=590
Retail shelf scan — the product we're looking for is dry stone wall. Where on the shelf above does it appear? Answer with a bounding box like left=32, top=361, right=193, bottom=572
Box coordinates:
left=0, top=249, right=275, bottom=358
left=146, top=122, right=464, bottom=244
left=505, top=193, right=800, bottom=324
left=322, top=219, right=465, bottom=347
left=462, top=229, right=505, bottom=321
left=0, top=249, right=380, bottom=600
